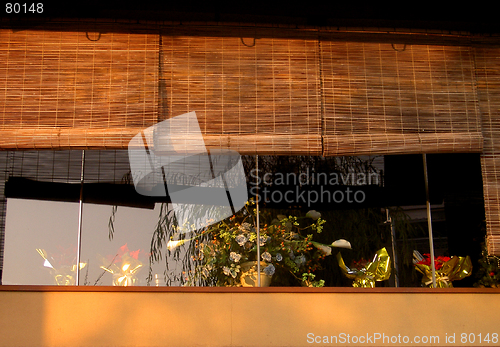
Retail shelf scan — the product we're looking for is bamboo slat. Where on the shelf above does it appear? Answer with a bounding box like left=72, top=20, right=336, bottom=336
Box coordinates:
left=0, top=128, right=147, bottom=149
left=475, top=47, right=500, bottom=256
left=321, top=41, right=482, bottom=156
left=0, top=29, right=159, bottom=148
left=0, top=28, right=484, bottom=156
left=160, top=35, right=322, bottom=155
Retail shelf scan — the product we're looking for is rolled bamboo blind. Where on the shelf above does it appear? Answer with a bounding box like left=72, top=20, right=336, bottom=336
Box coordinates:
left=0, top=28, right=484, bottom=156
left=160, top=34, right=322, bottom=155
left=0, top=29, right=159, bottom=149
left=0, top=24, right=499, bottom=255
left=321, top=41, right=482, bottom=156
left=475, top=46, right=500, bottom=256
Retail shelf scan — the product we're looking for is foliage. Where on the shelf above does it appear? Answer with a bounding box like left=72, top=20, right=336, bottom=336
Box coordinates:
left=474, top=240, right=500, bottom=288
left=106, top=155, right=424, bottom=287
left=301, top=273, right=325, bottom=287
left=180, top=200, right=348, bottom=286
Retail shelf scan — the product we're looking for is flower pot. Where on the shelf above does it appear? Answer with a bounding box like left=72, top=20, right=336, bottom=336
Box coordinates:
left=240, top=261, right=272, bottom=287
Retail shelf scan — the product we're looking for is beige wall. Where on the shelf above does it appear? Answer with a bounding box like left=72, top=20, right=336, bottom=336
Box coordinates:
left=0, top=287, right=499, bottom=347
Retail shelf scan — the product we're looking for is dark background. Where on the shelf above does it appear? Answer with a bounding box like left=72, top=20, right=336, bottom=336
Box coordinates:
left=2, top=2, right=500, bottom=34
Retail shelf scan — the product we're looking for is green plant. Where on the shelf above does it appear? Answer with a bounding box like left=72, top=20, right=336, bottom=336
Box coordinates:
left=474, top=240, right=500, bottom=288
left=301, top=273, right=325, bottom=287
left=173, top=200, right=350, bottom=286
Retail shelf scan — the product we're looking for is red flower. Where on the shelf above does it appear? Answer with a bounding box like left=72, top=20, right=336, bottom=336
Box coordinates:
left=490, top=271, right=496, bottom=277
left=106, top=243, right=143, bottom=264
left=418, top=257, right=431, bottom=267
left=350, top=258, right=368, bottom=270
left=417, top=254, right=451, bottom=270
left=129, top=249, right=140, bottom=260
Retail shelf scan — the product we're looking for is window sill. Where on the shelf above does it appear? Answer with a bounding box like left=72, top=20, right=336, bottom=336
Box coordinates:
left=1, top=284, right=499, bottom=294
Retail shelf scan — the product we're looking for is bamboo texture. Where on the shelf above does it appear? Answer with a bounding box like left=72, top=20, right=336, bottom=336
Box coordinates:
left=160, top=34, right=322, bottom=155
left=0, top=28, right=483, bottom=156
left=2, top=26, right=500, bottom=254
left=321, top=41, right=482, bottom=156
left=0, top=29, right=159, bottom=148
left=475, top=47, right=500, bottom=256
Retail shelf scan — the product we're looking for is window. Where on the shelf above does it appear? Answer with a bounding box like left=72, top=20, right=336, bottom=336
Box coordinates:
left=0, top=150, right=485, bottom=288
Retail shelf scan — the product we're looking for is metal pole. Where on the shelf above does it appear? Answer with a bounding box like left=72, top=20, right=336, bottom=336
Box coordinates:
left=76, top=150, right=85, bottom=286
left=386, top=209, right=399, bottom=287
left=256, top=155, right=261, bottom=287
left=423, top=154, right=437, bottom=288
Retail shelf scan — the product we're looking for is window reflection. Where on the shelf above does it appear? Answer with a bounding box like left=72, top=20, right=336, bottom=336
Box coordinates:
left=3, top=199, right=79, bottom=285
left=80, top=203, right=189, bottom=286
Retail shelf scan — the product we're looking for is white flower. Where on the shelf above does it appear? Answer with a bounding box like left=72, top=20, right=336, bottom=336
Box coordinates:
left=167, top=240, right=185, bottom=251
left=223, top=265, right=239, bottom=278
left=275, top=253, right=283, bottom=261
left=235, top=234, right=248, bottom=246
left=306, top=210, right=321, bottom=220
left=259, top=235, right=270, bottom=246
left=229, top=252, right=242, bottom=263
left=263, top=264, right=275, bottom=276
left=222, top=266, right=231, bottom=277
left=261, top=251, right=272, bottom=262
left=331, top=239, right=352, bottom=249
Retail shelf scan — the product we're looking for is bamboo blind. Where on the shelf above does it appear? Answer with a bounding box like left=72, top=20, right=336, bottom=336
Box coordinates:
left=1, top=25, right=499, bottom=254
left=0, top=29, right=159, bottom=149
left=160, top=34, right=322, bottom=155
left=475, top=47, right=500, bottom=256
left=0, top=28, right=484, bottom=156
left=320, top=41, right=482, bottom=156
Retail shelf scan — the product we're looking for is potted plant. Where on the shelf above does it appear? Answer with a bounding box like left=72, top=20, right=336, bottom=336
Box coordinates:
left=176, top=200, right=351, bottom=287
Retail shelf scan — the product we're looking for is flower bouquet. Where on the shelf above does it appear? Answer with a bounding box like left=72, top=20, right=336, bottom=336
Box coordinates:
left=181, top=200, right=351, bottom=287
left=36, top=247, right=86, bottom=285
left=98, top=244, right=145, bottom=286
left=413, top=251, right=472, bottom=288
left=337, top=247, right=391, bottom=287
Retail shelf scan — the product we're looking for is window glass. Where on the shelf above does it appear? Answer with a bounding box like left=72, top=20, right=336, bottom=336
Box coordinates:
left=3, top=198, right=79, bottom=285
left=0, top=151, right=486, bottom=288
left=80, top=203, right=183, bottom=286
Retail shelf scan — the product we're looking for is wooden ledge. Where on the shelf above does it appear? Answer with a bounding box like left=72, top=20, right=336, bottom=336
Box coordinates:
left=1, top=284, right=499, bottom=294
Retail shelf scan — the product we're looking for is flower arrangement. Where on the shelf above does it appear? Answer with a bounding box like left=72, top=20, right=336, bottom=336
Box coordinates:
left=179, top=200, right=351, bottom=287
left=413, top=251, right=472, bottom=288
left=98, top=244, right=146, bottom=286
left=337, top=247, right=391, bottom=287
left=414, top=253, right=451, bottom=270
left=36, top=246, right=86, bottom=285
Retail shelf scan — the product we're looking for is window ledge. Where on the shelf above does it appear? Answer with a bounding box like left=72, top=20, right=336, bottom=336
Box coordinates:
left=1, top=284, right=499, bottom=294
